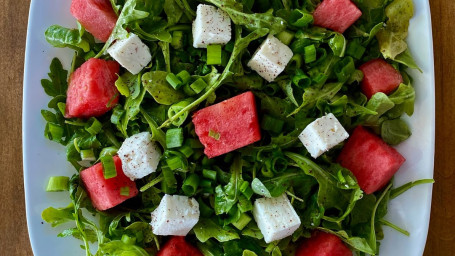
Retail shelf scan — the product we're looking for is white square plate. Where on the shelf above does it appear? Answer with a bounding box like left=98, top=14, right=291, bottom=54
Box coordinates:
left=22, top=0, right=435, bottom=255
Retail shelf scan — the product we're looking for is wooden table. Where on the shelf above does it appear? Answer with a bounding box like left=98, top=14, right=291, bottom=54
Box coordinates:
left=0, top=0, right=452, bottom=255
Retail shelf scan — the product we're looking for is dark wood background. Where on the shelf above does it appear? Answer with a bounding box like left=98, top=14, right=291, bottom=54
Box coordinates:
left=0, top=0, right=452, bottom=255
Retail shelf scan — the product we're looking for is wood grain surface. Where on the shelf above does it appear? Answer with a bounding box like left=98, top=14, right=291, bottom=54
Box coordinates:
left=0, top=0, right=452, bottom=255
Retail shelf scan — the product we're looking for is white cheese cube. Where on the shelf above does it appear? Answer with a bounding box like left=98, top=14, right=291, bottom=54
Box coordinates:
left=117, top=132, right=161, bottom=180
left=252, top=194, right=301, bottom=243
left=247, top=35, right=293, bottom=82
left=107, top=33, right=151, bottom=75
left=150, top=194, right=200, bottom=236
left=192, top=4, right=232, bottom=48
left=298, top=113, right=349, bottom=158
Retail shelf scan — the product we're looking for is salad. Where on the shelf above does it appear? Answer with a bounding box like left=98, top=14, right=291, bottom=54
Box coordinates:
left=39, top=0, right=434, bottom=255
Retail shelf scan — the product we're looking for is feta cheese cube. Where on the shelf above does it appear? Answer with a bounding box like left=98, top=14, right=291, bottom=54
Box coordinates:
left=117, top=132, right=161, bottom=180
left=150, top=194, right=200, bottom=236
left=192, top=4, right=232, bottom=48
left=107, top=33, right=151, bottom=75
left=252, top=194, right=301, bottom=243
left=298, top=113, right=349, bottom=158
left=247, top=35, right=293, bottom=82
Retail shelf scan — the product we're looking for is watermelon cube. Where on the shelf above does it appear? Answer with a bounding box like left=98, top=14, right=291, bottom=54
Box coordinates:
left=192, top=91, right=261, bottom=158
left=359, top=59, right=404, bottom=99
left=70, top=0, right=117, bottom=42
left=296, top=231, right=352, bottom=256
left=65, top=58, right=119, bottom=118
left=313, top=0, right=362, bottom=33
left=157, top=236, right=203, bottom=256
left=337, top=126, right=406, bottom=194
left=80, top=156, right=138, bottom=210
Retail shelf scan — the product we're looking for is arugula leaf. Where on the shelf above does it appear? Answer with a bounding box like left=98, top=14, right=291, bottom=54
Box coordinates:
left=394, top=48, right=422, bottom=71
left=388, top=83, right=415, bottom=116
left=41, top=204, right=75, bottom=227
left=376, top=0, right=414, bottom=59
left=45, top=25, right=90, bottom=52
left=164, top=0, right=183, bottom=26
left=390, top=179, right=435, bottom=199
left=41, top=58, right=68, bottom=97
left=194, top=219, right=240, bottom=242
left=215, top=156, right=243, bottom=214
left=100, top=240, right=150, bottom=256
left=206, top=0, right=286, bottom=34
left=381, top=118, right=411, bottom=145
left=142, top=71, right=185, bottom=105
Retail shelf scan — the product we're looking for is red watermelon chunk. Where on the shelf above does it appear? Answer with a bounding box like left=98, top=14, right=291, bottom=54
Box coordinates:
left=80, top=156, right=138, bottom=211
left=337, top=126, right=406, bottom=194
left=359, top=59, right=404, bottom=99
left=313, top=0, right=362, bottom=33
left=70, top=0, right=117, bottom=42
left=157, top=236, right=203, bottom=256
left=192, top=91, right=261, bottom=158
left=65, top=58, right=119, bottom=118
left=296, top=231, right=352, bottom=256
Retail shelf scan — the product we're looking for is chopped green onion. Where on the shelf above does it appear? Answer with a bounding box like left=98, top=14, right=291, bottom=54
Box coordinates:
left=292, top=69, right=311, bottom=88
left=121, top=234, right=136, bottom=245
left=200, top=179, right=212, bottom=188
left=208, top=129, right=220, bottom=140
left=101, top=155, right=117, bottom=179
left=178, top=144, right=194, bottom=158
left=171, top=31, right=184, bottom=49
left=276, top=30, right=295, bottom=45
left=202, top=169, right=217, bottom=181
left=80, top=149, right=96, bottom=161
left=73, top=138, right=81, bottom=153
left=85, top=117, right=102, bottom=135
left=120, top=186, right=130, bottom=196
left=166, top=73, right=183, bottom=89
left=238, top=194, right=253, bottom=212
left=162, top=167, right=178, bottom=191
left=46, top=176, right=69, bottom=192
left=168, top=99, right=193, bottom=126
left=261, top=115, right=284, bottom=134
left=304, top=44, right=317, bottom=63
left=166, top=156, right=185, bottom=171
left=346, top=40, right=366, bottom=59
left=240, top=181, right=254, bottom=200
left=334, top=56, right=355, bottom=82
left=207, top=45, right=222, bottom=65
left=166, top=128, right=184, bottom=148
left=232, top=213, right=252, bottom=230
left=202, top=156, right=216, bottom=166
left=190, top=78, right=208, bottom=94
left=183, top=83, right=197, bottom=96
left=46, top=123, right=64, bottom=142
left=182, top=173, right=200, bottom=196
left=192, top=150, right=204, bottom=161
left=289, top=9, right=313, bottom=27
left=177, top=70, right=191, bottom=85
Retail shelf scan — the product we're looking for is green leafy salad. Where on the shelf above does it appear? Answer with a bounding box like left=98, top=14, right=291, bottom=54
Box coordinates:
left=40, top=0, right=434, bottom=255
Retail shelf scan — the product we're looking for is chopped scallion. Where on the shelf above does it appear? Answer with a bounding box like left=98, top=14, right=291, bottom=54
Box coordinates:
left=166, top=128, right=184, bottom=148
left=202, top=169, right=217, bottom=181
left=346, top=40, right=366, bottom=59
left=190, top=78, right=208, bottom=94
left=85, top=117, right=102, bottom=135
left=101, top=155, right=117, bottom=179
left=120, top=186, right=130, bottom=196
left=80, top=149, right=96, bottom=161
left=166, top=156, right=184, bottom=171
left=121, top=234, right=136, bottom=245
left=182, top=173, right=200, bottom=196
left=166, top=73, right=183, bottom=89
left=304, top=44, right=317, bottom=63
left=207, top=45, right=222, bottom=65
left=46, top=176, right=69, bottom=192
left=208, top=129, right=220, bottom=140
left=177, top=70, right=191, bottom=85
left=276, top=30, right=295, bottom=45
left=178, top=144, right=194, bottom=158
left=232, top=213, right=252, bottom=230
left=171, top=31, right=184, bottom=49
